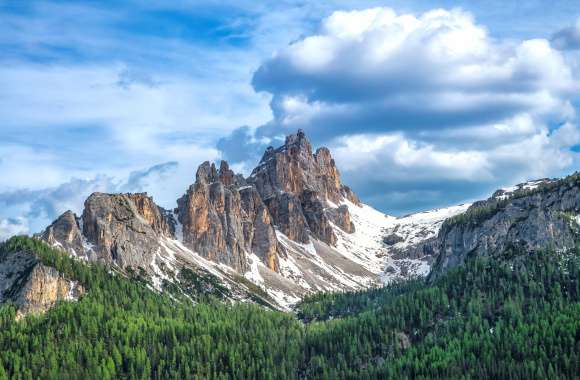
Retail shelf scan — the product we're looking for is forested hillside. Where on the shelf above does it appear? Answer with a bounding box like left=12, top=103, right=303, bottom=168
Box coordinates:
left=0, top=237, right=578, bottom=379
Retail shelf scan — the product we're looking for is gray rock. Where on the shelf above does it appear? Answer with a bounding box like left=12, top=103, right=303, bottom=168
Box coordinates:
left=431, top=175, right=580, bottom=277
left=249, top=129, right=359, bottom=246
left=81, top=192, right=171, bottom=270
left=39, top=210, right=85, bottom=258
left=326, top=205, right=356, bottom=234
left=177, top=164, right=248, bottom=272
left=0, top=250, right=83, bottom=319
left=383, top=233, right=404, bottom=246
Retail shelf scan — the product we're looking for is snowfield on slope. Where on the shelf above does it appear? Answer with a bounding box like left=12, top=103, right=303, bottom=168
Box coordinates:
left=334, top=201, right=470, bottom=283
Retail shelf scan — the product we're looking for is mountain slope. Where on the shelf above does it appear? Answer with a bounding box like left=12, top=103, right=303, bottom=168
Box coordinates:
left=296, top=247, right=580, bottom=379
left=37, top=130, right=467, bottom=309
left=432, top=173, right=580, bottom=277
left=0, top=236, right=578, bottom=379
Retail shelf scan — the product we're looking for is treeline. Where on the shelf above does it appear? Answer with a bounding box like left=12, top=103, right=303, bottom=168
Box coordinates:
left=298, top=248, right=580, bottom=379
left=0, top=238, right=303, bottom=379
left=0, top=237, right=579, bottom=379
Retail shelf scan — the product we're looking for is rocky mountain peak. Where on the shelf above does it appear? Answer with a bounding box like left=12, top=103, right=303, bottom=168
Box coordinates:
left=36, top=130, right=371, bottom=308
left=40, top=210, right=84, bottom=256
left=250, top=130, right=360, bottom=206
left=177, top=159, right=282, bottom=273
left=247, top=130, right=360, bottom=245
left=80, top=192, right=176, bottom=270
left=195, top=160, right=245, bottom=188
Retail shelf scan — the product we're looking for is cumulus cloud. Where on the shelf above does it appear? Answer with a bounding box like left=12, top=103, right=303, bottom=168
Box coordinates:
left=218, top=7, right=580, bottom=214
left=252, top=8, right=575, bottom=139
left=552, top=18, right=580, bottom=50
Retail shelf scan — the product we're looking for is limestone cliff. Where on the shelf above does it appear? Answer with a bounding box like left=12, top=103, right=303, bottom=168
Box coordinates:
left=176, top=161, right=282, bottom=272
left=249, top=129, right=359, bottom=245
left=40, top=210, right=85, bottom=258
left=176, top=161, right=249, bottom=272
left=81, top=192, right=174, bottom=270
left=37, top=130, right=372, bottom=308
left=0, top=249, right=83, bottom=319
left=431, top=174, right=580, bottom=277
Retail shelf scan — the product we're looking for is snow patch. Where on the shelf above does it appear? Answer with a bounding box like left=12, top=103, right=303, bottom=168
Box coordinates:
left=244, top=253, right=265, bottom=285
left=268, top=288, right=301, bottom=308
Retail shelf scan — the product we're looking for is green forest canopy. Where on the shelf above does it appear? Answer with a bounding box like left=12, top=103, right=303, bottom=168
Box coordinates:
left=0, top=237, right=578, bottom=379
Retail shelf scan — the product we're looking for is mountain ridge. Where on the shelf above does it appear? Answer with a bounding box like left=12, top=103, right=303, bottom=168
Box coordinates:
left=1, top=131, right=580, bottom=326
left=14, top=130, right=578, bottom=314
left=33, top=129, right=458, bottom=310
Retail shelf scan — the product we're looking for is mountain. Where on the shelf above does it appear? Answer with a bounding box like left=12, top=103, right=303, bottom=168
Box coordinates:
left=34, top=129, right=467, bottom=310
left=431, top=174, right=580, bottom=277
left=0, top=235, right=577, bottom=379
left=0, top=244, right=83, bottom=320
left=1, top=132, right=579, bottom=379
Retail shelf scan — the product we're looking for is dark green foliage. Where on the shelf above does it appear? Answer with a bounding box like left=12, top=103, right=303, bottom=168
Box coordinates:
left=298, top=249, right=580, bottom=379
left=0, top=237, right=304, bottom=379
left=173, top=267, right=232, bottom=301
left=0, top=236, right=579, bottom=379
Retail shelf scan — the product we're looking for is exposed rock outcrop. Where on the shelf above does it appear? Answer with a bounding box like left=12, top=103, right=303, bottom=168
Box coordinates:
left=176, top=161, right=286, bottom=273
left=126, top=193, right=174, bottom=236
left=0, top=250, right=83, bottom=319
left=177, top=161, right=249, bottom=272
left=326, top=205, right=356, bottom=234
left=82, top=192, right=173, bottom=270
left=300, top=190, right=337, bottom=245
left=431, top=175, right=580, bottom=277
left=239, top=187, right=281, bottom=272
left=249, top=129, right=357, bottom=246
left=175, top=132, right=362, bottom=272
left=36, top=130, right=371, bottom=308
left=40, top=210, right=85, bottom=257
left=383, top=233, right=404, bottom=246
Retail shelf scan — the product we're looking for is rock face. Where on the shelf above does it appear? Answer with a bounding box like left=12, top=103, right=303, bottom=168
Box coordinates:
left=82, top=192, right=174, bottom=270
left=40, top=210, right=85, bottom=257
left=39, top=130, right=374, bottom=308
left=40, top=131, right=361, bottom=279
left=327, top=205, right=356, bottom=234
left=239, top=187, right=281, bottom=272
left=175, top=131, right=361, bottom=272
left=249, top=129, right=357, bottom=245
left=177, top=161, right=250, bottom=273
left=0, top=250, right=83, bottom=319
left=432, top=175, right=580, bottom=276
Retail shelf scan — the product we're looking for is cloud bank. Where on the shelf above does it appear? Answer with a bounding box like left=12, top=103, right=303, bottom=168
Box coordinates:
left=221, top=7, right=580, bottom=213
left=0, top=161, right=187, bottom=241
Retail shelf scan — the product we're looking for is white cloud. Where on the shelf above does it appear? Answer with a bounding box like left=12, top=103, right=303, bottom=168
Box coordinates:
left=330, top=119, right=579, bottom=207
left=0, top=63, right=269, bottom=148
left=253, top=8, right=576, bottom=139
left=0, top=217, right=29, bottom=242
left=217, top=7, right=580, bottom=213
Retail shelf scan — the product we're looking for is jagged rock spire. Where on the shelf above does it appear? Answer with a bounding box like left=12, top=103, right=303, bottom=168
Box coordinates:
left=40, top=130, right=360, bottom=278
left=248, top=129, right=360, bottom=245
left=177, top=160, right=280, bottom=272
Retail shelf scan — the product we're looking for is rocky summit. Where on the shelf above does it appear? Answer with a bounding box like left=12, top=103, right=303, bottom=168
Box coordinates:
left=37, top=130, right=404, bottom=308
left=28, top=130, right=580, bottom=312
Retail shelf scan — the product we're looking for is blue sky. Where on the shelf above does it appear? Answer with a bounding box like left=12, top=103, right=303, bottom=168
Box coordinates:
left=1, top=0, right=579, bottom=239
